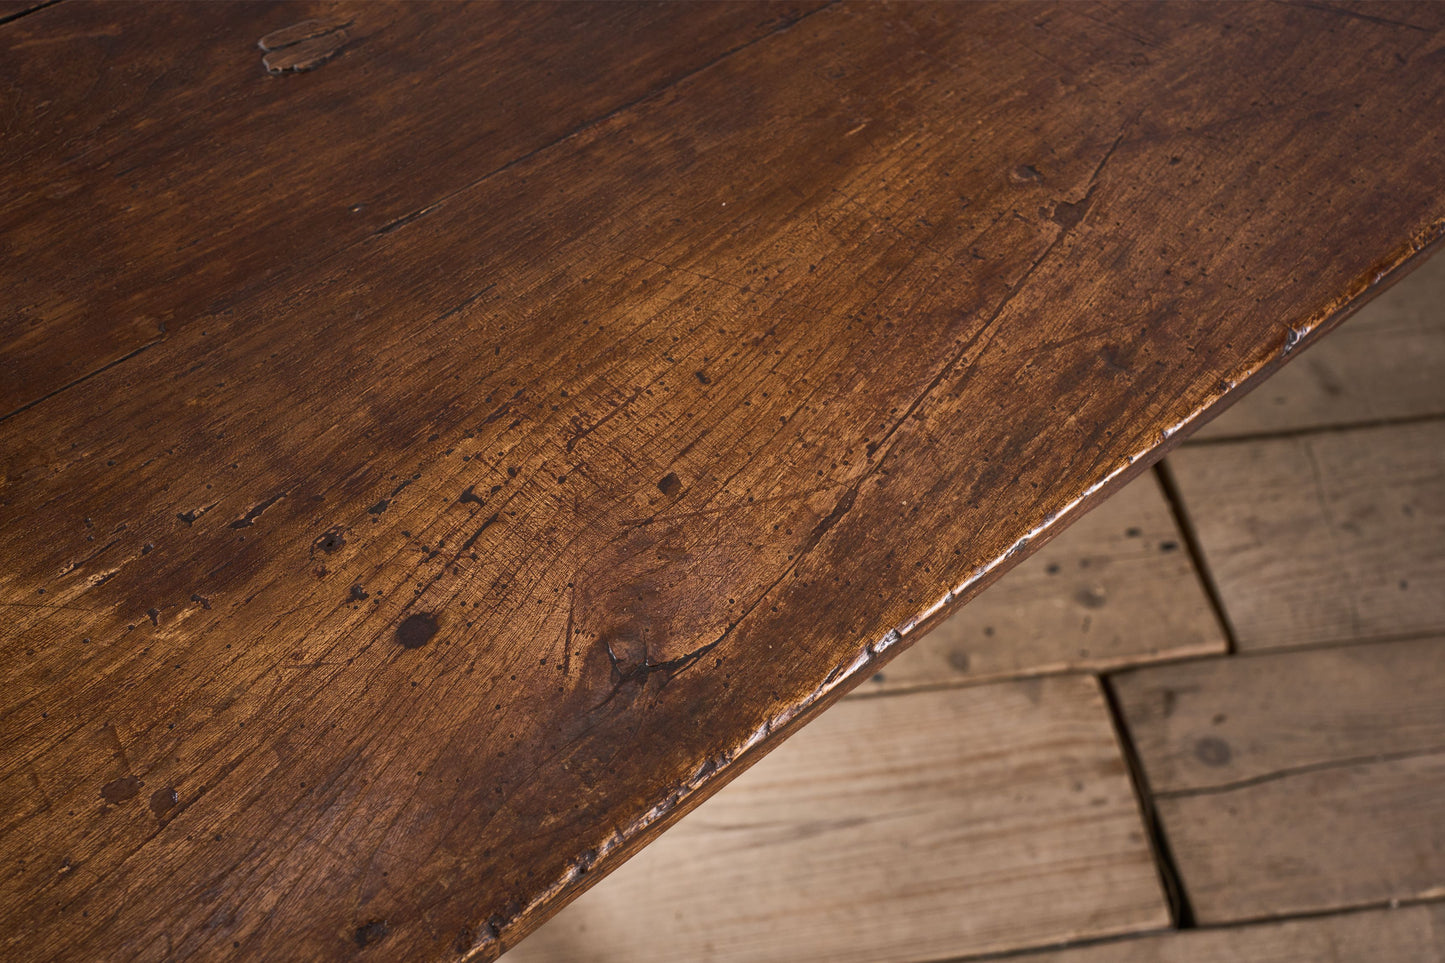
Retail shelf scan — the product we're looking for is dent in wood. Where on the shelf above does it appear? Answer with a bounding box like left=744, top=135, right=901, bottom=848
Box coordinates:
left=258, top=18, right=352, bottom=75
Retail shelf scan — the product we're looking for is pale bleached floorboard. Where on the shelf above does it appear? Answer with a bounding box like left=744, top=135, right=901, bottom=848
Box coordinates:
left=859, top=472, right=1225, bottom=694
left=1192, top=250, right=1445, bottom=440
left=996, top=902, right=1445, bottom=962
left=1167, top=420, right=1445, bottom=651
left=1156, top=752, right=1445, bottom=922
left=505, top=676, right=1167, bottom=963
left=1113, top=637, right=1445, bottom=923
left=1112, top=635, right=1445, bottom=794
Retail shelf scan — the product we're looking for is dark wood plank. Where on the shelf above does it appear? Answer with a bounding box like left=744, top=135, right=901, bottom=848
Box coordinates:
left=993, top=904, right=1445, bottom=962
left=1168, top=421, right=1445, bottom=650
left=3, top=3, right=1445, bottom=960
left=0, top=0, right=821, bottom=416
left=1113, top=637, right=1445, bottom=921
left=509, top=676, right=1166, bottom=963
left=1192, top=250, right=1445, bottom=439
left=863, top=472, right=1224, bottom=692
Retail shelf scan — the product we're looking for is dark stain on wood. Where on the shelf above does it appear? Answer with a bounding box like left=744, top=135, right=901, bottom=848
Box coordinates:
left=353, top=919, right=390, bottom=948
left=100, top=776, right=142, bottom=805
left=1010, top=164, right=1044, bottom=184
left=311, top=527, right=346, bottom=555
left=396, top=612, right=439, bottom=650
left=148, top=786, right=179, bottom=821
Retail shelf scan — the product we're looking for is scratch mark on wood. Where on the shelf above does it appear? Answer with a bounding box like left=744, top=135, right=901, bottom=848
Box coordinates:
left=229, top=491, right=287, bottom=529
left=1281, top=0, right=1430, bottom=33
left=563, top=587, right=575, bottom=677
left=176, top=503, right=217, bottom=526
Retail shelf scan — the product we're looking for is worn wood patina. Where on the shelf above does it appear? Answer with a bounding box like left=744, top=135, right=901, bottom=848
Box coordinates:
left=2, top=2, right=1443, bottom=960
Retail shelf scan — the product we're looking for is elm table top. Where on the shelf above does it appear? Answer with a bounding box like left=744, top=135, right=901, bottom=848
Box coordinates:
left=2, top=2, right=1443, bottom=959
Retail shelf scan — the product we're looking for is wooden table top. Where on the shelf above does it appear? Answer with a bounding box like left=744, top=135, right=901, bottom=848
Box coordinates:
left=2, top=2, right=1442, bottom=959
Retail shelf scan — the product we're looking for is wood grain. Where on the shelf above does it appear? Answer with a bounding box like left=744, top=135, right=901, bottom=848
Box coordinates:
left=1168, top=421, right=1445, bottom=650
left=508, top=676, right=1166, bottom=963
left=1193, top=251, right=1445, bottom=439
left=0, top=0, right=822, bottom=416
left=996, top=904, right=1445, bottom=962
left=1114, top=637, right=1445, bottom=921
left=3, top=2, right=1445, bottom=960
left=863, top=471, right=1224, bottom=692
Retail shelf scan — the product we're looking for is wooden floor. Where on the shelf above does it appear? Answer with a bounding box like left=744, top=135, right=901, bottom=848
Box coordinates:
left=505, top=252, right=1445, bottom=960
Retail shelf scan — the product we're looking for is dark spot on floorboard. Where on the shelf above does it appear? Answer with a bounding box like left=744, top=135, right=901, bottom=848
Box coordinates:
left=1194, top=736, right=1232, bottom=767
